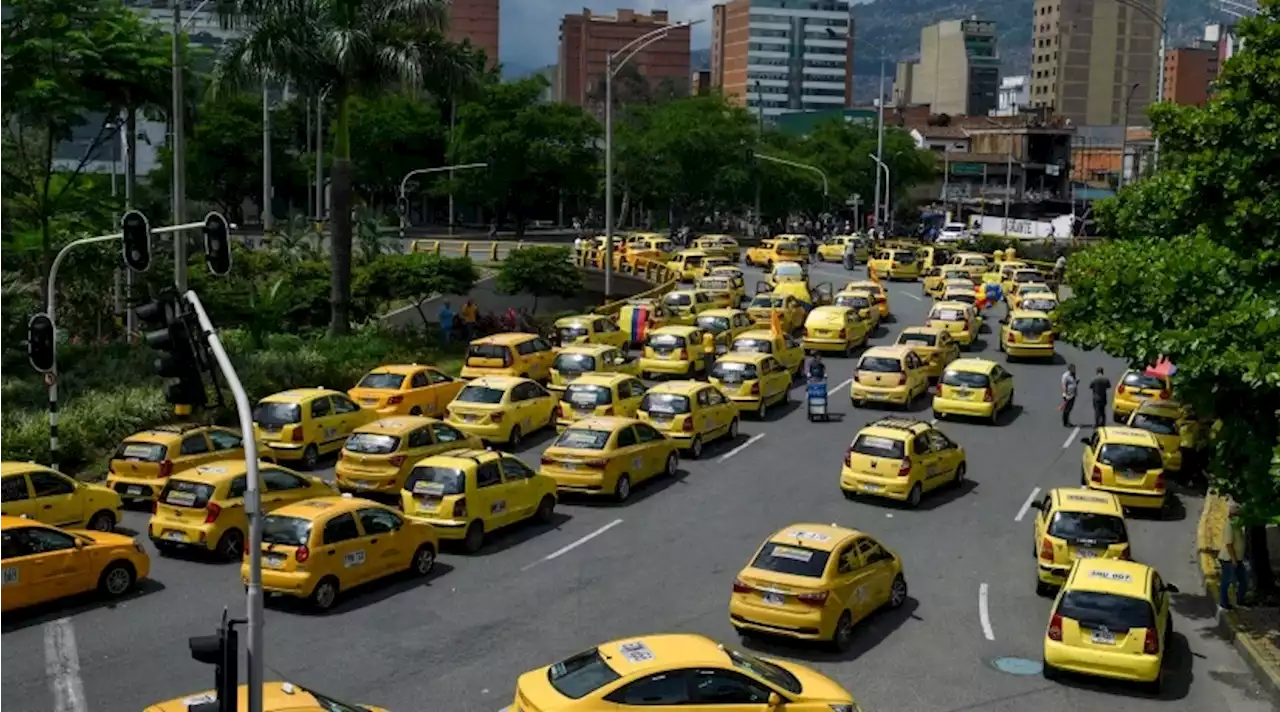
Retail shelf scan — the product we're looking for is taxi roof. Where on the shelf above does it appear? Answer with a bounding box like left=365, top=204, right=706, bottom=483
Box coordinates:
left=1098, top=427, right=1162, bottom=447
left=271, top=495, right=367, bottom=520
left=1009, top=309, right=1052, bottom=319
left=845, top=280, right=885, bottom=292
left=0, top=461, right=50, bottom=476
left=466, top=375, right=529, bottom=390
left=422, top=448, right=502, bottom=469
left=568, top=372, right=636, bottom=386
left=835, top=288, right=873, bottom=297
left=675, top=249, right=710, bottom=257
left=0, top=513, right=46, bottom=529
left=260, top=388, right=338, bottom=403
left=807, top=305, right=853, bottom=318
left=698, top=308, right=748, bottom=318
left=591, top=634, right=731, bottom=677
left=710, top=265, right=743, bottom=273
left=124, top=423, right=213, bottom=443
left=774, top=234, right=805, bottom=241
left=953, top=252, right=987, bottom=259
left=564, top=416, right=642, bottom=432
left=1132, top=399, right=1185, bottom=418
left=176, top=459, right=273, bottom=482
left=667, top=288, right=711, bottom=297
left=862, top=345, right=913, bottom=359
left=946, top=357, right=999, bottom=374
left=354, top=416, right=438, bottom=435
left=933, top=301, right=975, bottom=312
left=900, top=325, right=946, bottom=336
left=651, top=324, right=701, bottom=335
left=942, top=286, right=977, bottom=296
left=1049, top=488, right=1124, bottom=516
left=647, top=380, right=712, bottom=395
left=735, top=329, right=781, bottom=340
left=145, top=681, right=345, bottom=712
left=767, top=523, right=860, bottom=552
left=716, top=351, right=773, bottom=365
left=554, top=315, right=602, bottom=326
left=473, top=332, right=538, bottom=345
left=365, top=364, right=435, bottom=375
left=860, top=417, right=933, bottom=440
left=556, top=343, right=619, bottom=356
left=698, top=234, right=735, bottom=241
left=1066, top=559, right=1154, bottom=597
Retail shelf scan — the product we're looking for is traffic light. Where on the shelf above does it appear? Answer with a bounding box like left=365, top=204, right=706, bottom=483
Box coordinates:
left=27, top=313, right=55, bottom=373
left=189, top=617, right=240, bottom=712
left=137, top=291, right=207, bottom=409
left=121, top=210, right=152, bottom=273
left=396, top=195, right=409, bottom=218
left=202, top=211, right=232, bottom=276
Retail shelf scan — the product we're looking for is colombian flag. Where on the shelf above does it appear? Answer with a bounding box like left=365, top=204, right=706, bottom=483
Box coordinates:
left=628, top=305, right=649, bottom=344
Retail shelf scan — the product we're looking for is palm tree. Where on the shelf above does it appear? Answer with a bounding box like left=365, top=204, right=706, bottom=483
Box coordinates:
left=210, top=0, right=479, bottom=335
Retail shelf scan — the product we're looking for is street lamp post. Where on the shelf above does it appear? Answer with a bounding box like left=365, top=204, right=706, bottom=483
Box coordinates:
left=604, top=19, right=702, bottom=297
left=170, top=0, right=213, bottom=292
left=1114, top=0, right=1167, bottom=169
left=1117, top=82, right=1141, bottom=189
left=873, top=56, right=886, bottom=229
left=868, top=155, right=890, bottom=233
left=754, top=79, right=764, bottom=231
left=755, top=152, right=830, bottom=204
left=398, top=163, right=489, bottom=240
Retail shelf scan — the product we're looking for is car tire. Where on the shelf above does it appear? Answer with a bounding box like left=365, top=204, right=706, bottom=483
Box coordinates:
left=841, top=488, right=856, bottom=500
left=906, top=483, right=923, bottom=509
left=217, top=529, right=245, bottom=562
left=1143, top=674, right=1163, bottom=696
left=98, top=561, right=136, bottom=597
left=953, top=462, right=967, bottom=487
left=86, top=510, right=115, bottom=532
left=302, top=444, right=320, bottom=470
left=507, top=426, right=523, bottom=450
left=463, top=521, right=485, bottom=553
left=409, top=406, right=423, bottom=416
left=614, top=474, right=632, bottom=503
left=756, top=400, right=768, bottom=420
left=409, top=545, right=436, bottom=576
left=830, top=611, right=855, bottom=652
left=689, top=436, right=705, bottom=460
left=1035, top=579, right=1053, bottom=597
left=664, top=453, right=679, bottom=477
left=309, top=576, right=340, bottom=612
left=536, top=495, right=556, bottom=523
left=889, top=575, right=908, bottom=608
left=1042, top=659, right=1059, bottom=681
left=728, top=418, right=740, bottom=439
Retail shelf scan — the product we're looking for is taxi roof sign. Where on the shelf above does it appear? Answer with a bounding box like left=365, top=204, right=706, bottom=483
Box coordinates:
left=1088, top=570, right=1133, bottom=583
left=1065, top=493, right=1111, bottom=504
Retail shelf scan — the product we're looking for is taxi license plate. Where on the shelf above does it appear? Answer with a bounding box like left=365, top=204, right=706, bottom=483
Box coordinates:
left=127, top=486, right=143, bottom=495
left=861, top=483, right=883, bottom=492
left=869, top=393, right=889, bottom=400
left=353, top=480, right=373, bottom=488
left=1119, top=471, right=1144, bottom=480
left=956, top=388, right=971, bottom=397
left=462, top=414, right=479, bottom=422
left=1075, top=549, right=1098, bottom=558
left=762, top=592, right=785, bottom=606
left=360, top=398, right=377, bottom=405
left=1090, top=629, right=1117, bottom=645
left=264, top=553, right=286, bottom=568
left=163, top=531, right=185, bottom=542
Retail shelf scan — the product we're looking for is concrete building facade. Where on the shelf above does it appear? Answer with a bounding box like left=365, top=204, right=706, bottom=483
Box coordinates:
left=448, top=0, right=500, bottom=68
left=993, top=75, right=1030, bottom=116
left=897, top=18, right=1001, bottom=117
left=1163, top=46, right=1217, bottom=106
left=557, top=8, right=692, bottom=108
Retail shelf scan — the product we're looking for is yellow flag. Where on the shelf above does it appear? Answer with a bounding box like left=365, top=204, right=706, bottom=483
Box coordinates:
left=870, top=270, right=881, bottom=286
left=770, top=307, right=782, bottom=337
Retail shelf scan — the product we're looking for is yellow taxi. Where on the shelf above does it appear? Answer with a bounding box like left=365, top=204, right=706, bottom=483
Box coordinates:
left=0, top=514, right=150, bottom=613
left=401, top=448, right=558, bottom=552
left=896, top=326, right=960, bottom=379
left=348, top=364, right=464, bottom=418
left=802, top=306, right=870, bottom=355
left=1043, top=559, right=1177, bottom=693
left=513, top=633, right=859, bottom=712
left=1125, top=400, right=1194, bottom=473
left=766, top=260, right=809, bottom=287
left=1000, top=310, right=1056, bottom=360
left=2, top=462, right=122, bottom=532
left=1009, top=281, right=1056, bottom=310
left=557, top=373, right=648, bottom=428
left=694, top=234, right=741, bottom=260
left=105, top=424, right=244, bottom=505
left=932, top=358, right=1015, bottom=424
left=843, top=280, right=890, bottom=319
left=253, top=388, right=377, bottom=470
left=695, top=308, right=755, bottom=351
left=149, top=459, right=336, bottom=560
left=773, top=279, right=833, bottom=310
left=744, top=237, right=803, bottom=268
left=640, top=325, right=714, bottom=378
left=921, top=267, right=947, bottom=297
left=941, top=277, right=978, bottom=299
left=143, top=683, right=387, bottom=712
left=710, top=352, right=793, bottom=420
left=1030, top=488, right=1130, bottom=596
left=917, top=245, right=949, bottom=271
left=710, top=263, right=747, bottom=282
left=334, top=416, right=481, bottom=495
left=695, top=275, right=745, bottom=308
left=850, top=346, right=931, bottom=408
left=839, top=418, right=967, bottom=508
left=926, top=301, right=978, bottom=347
left=662, top=288, right=718, bottom=322
left=638, top=381, right=739, bottom=459
left=832, top=289, right=881, bottom=331
left=445, top=376, right=557, bottom=448
left=1018, top=292, right=1061, bottom=330
left=1112, top=369, right=1172, bottom=423
left=553, top=314, right=628, bottom=348
left=461, top=332, right=556, bottom=382
left=248, top=495, right=439, bottom=610
left=745, top=292, right=806, bottom=333
left=549, top=344, right=638, bottom=392
left=817, top=234, right=862, bottom=263
left=949, top=252, right=990, bottom=280
left=730, top=523, right=907, bottom=651
left=730, top=329, right=805, bottom=375
left=625, top=235, right=676, bottom=264
left=997, top=260, right=1031, bottom=290
left=868, top=248, right=922, bottom=281
left=1006, top=268, right=1047, bottom=300
left=539, top=417, right=680, bottom=501
left=1080, top=427, right=1168, bottom=511
left=669, top=249, right=712, bottom=282
left=940, top=286, right=982, bottom=311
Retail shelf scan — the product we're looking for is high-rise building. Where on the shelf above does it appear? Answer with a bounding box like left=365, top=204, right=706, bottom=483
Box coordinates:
left=556, top=8, right=692, bottom=108
left=1203, top=23, right=1241, bottom=78
left=1163, top=46, right=1217, bottom=107
left=710, top=0, right=854, bottom=118
left=448, top=0, right=500, bottom=68
left=896, top=18, right=1000, bottom=116
left=1029, top=0, right=1164, bottom=125
left=993, top=75, right=1031, bottom=116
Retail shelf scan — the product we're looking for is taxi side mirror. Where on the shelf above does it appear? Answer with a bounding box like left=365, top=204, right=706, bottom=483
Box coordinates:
left=1030, top=500, right=1045, bottom=512
left=1080, top=437, right=1090, bottom=446
left=74, top=538, right=86, bottom=549
left=767, top=692, right=782, bottom=708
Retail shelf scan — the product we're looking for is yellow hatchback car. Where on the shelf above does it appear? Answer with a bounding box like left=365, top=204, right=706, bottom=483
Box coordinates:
left=149, top=460, right=337, bottom=560
left=0, top=515, right=150, bottom=613
left=1030, top=488, right=1130, bottom=596
left=662, top=289, right=719, bottom=322
left=932, top=358, right=1015, bottom=424
left=694, top=234, right=741, bottom=260
left=247, top=495, right=439, bottom=611
left=730, top=523, right=907, bottom=651
left=1043, top=559, right=1177, bottom=693
left=832, top=289, right=881, bottom=331
left=461, top=332, right=556, bottom=381
left=695, top=275, right=744, bottom=308
left=1081, top=427, right=1168, bottom=511
left=802, top=305, right=870, bottom=355
left=669, top=249, right=712, bottom=282
left=949, top=252, right=990, bottom=280
left=1, top=462, right=123, bottom=532
left=347, top=364, right=464, bottom=418
left=843, top=280, right=890, bottom=319
left=840, top=418, right=967, bottom=508
left=539, top=417, right=680, bottom=501
left=638, top=381, right=739, bottom=459
left=710, top=352, right=793, bottom=420
left=446, top=376, right=557, bottom=448
left=1112, top=369, right=1173, bottom=423
left=401, top=448, right=558, bottom=552
left=553, top=314, right=628, bottom=348
left=896, top=327, right=960, bottom=380
left=253, top=388, right=377, bottom=470
left=868, top=248, right=921, bottom=281
left=1126, top=399, right=1193, bottom=473
left=550, top=344, right=638, bottom=392
left=144, top=682, right=386, bottom=712
left=1000, top=310, right=1056, bottom=360
left=695, top=308, right=755, bottom=351
left=640, top=325, right=714, bottom=378
left=730, top=329, right=805, bottom=375
left=745, top=292, right=806, bottom=333
left=817, top=234, right=860, bottom=262
left=104, top=424, right=243, bottom=506
left=927, top=302, right=978, bottom=347
left=850, top=346, right=931, bottom=408
left=557, top=373, right=648, bottom=428
left=334, top=416, right=481, bottom=495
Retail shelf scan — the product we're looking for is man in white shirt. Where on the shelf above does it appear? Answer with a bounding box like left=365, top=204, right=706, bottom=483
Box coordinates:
left=1060, top=364, right=1078, bottom=427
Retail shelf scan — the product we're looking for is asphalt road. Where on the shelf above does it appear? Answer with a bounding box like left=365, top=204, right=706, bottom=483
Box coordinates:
left=3, top=259, right=1273, bottom=712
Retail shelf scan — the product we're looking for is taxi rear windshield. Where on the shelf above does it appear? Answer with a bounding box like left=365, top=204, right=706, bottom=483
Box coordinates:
left=1048, top=512, right=1128, bottom=544
left=357, top=372, right=404, bottom=389
left=1014, top=271, right=1043, bottom=282
left=467, top=344, right=512, bottom=366
left=836, top=295, right=870, bottom=308
left=699, top=279, right=730, bottom=290
left=889, top=251, right=917, bottom=263
left=1023, top=299, right=1057, bottom=311
left=946, top=293, right=976, bottom=304
left=1098, top=444, right=1164, bottom=471
left=456, top=386, right=505, bottom=404
left=640, top=393, right=691, bottom=415
left=750, top=296, right=785, bottom=309
left=664, top=294, right=692, bottom=306
left=1131, top=413, right=1179, bottom=435
left=554, top=354, right=597, bottom=373
left=859, top=357, right=903, bottom=373
left=733, top=338, right=773, bottom=354
left=345, top=433, right=399, bottom=455
left=711, top=361, right=758, bottom=383
left=262, top=516, right=312, bottom=547
left=1123, top=372, right=1166, bottom=390
left=942, top=371, right=990, bottom=388
left=751, top=542, right=831, bottom=578
left=1057, top=591, right=1154, bottom=631
left=1011, top=317, right=1052, bottom=333
left=159, top=480, right=215, bottom=508
left=554, top=429, right=612, bottom=450
left=548, top=648, right=621, bottom=699
left=932, top=308, right=964, bottom=321
left=851, top=434, right=906, bottom=459
left=943, top=271, right=970, bottom=280
left=697, top=316, right=731, bottom=333
left=254, top=402, right=301, bottom=426
left=564, top=384, right=612, bottom=406
left=899, top=333, right=938, bottom=347
left=404, top=466, right=466, bottom=495
left=558, top=325, right=590, bottom=339
left=649, top=334, right=686, bottom=348
left=114, top=441, right=168, bottom=462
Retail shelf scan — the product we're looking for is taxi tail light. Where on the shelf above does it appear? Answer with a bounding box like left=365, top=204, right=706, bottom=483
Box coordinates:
left=585, top=460, right=608, bottom=469
left=682, top=417, right=695, bottom=432
left=1009, top=331, right=1019, bottom=343
left=490, top=412, right=504, bottom=423
left=1117, top=384, right=1127, bottom=395
left=797, top=591, right=829, bottom=605
left=897, top=374, right=907, bottom=386
left=1047, top=613, right=1064, bottom=641
left=151, top=499, right=158, bottom=514
left=838, top=329, right=847, bottom=339
left=750, top=382, right=761, bottom=396
left=1090, top=466, right=1103, bottom=484
left=158, top=460, right=174, bottom=478
left=677, top=349, right=688, bottom=359
left=338, top=450, right=346, bottom=460
left=897, top=460, right=912, bottom=477
left=540, top=456, right=555, bottom=466
left=204, top=502, right=222, bottom=524
left=802, top=327, right=810, bottom=337
left=1144, top=628, right=1159, bottom=654
left=983, top=388, right=994, bottom=403
left=1118, top=546, right=1132, bottom=560
left=1040, top=538, right=1055, bottom=561
left=1155, top=473, right=1166, bottom=491
left=291, top=427, right=304, bottom=443
left=388, top=455, right=407, bottom=467
left=295, top=545, right=310, bottom=563
left=387, top=395, right=404, bottom=405
left=1047, top=333, right=1055, bottom=343
left=453, top=499, right=468, bottom=518
left=1158, top=388, right=1170, bottom=400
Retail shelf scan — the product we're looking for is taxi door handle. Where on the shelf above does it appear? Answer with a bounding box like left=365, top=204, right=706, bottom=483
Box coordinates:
left=370, top=539, right=379, bottom=544
left=325, top=549, right=337, bottom=556
left=43, top=504, right=54, bottom=509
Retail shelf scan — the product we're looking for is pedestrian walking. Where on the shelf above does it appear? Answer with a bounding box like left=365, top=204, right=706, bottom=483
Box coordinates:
left=842, top=235, right=857, bottom=270
left=488, top=221, right=498, bottom=239
left=1089, top=367, right=1111, bottom=427
left=806, top=353, right=827, bottom=382
left=461, top=299, right=479, bottom=342
left=701, top=330, right=716, bottom=376
left=438, top=301, right=457, bottom=344
left=1060, top=364, right=1078, bottom=427
left=1219, top=500, right=1248, bottom=610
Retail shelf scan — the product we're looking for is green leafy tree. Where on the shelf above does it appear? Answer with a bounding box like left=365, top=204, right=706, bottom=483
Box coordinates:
left=347, top=94, right=446, bottom=210
left=1062, top=2, right=1280, bottom=594
left=354, top=253, right=478, bottom=329
left=494, top=246, right=582, bottom=314
left=211, top=0, right=480, bottom=336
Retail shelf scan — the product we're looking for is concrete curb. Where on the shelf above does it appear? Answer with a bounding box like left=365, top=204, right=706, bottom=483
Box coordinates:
left=1196, top=493, right=1280, bottom=703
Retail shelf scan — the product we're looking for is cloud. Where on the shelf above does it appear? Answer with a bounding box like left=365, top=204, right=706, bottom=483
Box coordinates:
left=500, top=1, right=714, bottom=72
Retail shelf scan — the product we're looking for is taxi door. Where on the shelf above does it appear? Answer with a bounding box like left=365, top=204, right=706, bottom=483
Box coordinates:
left=1, top=529, right=39, bottom=611
left=27, top=471, right=84, bottom=527
left=472, top=461, right=511, bottom=528
left=777, top=335, right=804, bottom=374
left=319, top=512, right=375, bottom=587
left=925, top=430, right=964, bottom=483
left=423, top=369, right=464, bottom=417
left=990, top=365, right=1015, bottom=405
left=910, top=433, right=944, bottom=491
left=531, top=337, right=557, bottom=380
left=306, top=396, right=340, bottom=453
left=691, top=388, right=717, bottom=438
left=704, top=388, right=736, bottom=438
left=1031, top=492, right=1053, bottom=544
left=612, top=426, right=653, bottom=485
left=355, top=507, right=410, bottom=578
left=260, top=469, right=324, bottom=512
left=1, top=475, right=37, bottom=520
left=762, top=358, right=790, bottom=403
left=592, top=318, right=628, bottom=348
left=831, top=542, right=880, bottom=621
left=497, top=457, right=539, bottom=519
left=855, top=538, right=897, bottom=607
left=632, top=423, right=669, bottom=478
left=17, top=526, right=92, bottom=604
left=176, top=432, right=221, bottom=471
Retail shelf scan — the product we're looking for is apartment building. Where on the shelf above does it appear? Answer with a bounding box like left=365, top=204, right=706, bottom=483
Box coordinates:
left=1163, top=45, right=1217, bottom=106
left=557, top=8, right=692, bottom=108
left=895, top=18, right=1001, bottom=117
left=448, top=0, right=500, bottom=67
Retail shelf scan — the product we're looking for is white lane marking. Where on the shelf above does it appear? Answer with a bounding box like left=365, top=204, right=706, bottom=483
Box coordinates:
left=499, top=707, right=511, bottom=712
left=45, top=618, right=88, bottom=712
left=929, top=417, right=938, bottom=425
left=898, top=291, right=923, bottom=301
left=1062, top=426, right=1080, bottom=450
left=522, top=519, right=623, bottom=571
left=978, top=583, right=995, bottom=641
left=718, top=433, right=765, bottom=463
left=833, top=377, right=853, bottom=391
left=1015, top=487, right=1042, bottom=522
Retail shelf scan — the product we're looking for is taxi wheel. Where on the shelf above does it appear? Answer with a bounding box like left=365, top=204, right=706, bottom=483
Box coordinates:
left=756, top=400, right=768, bottom=420
left=905, top=483, right=923, bottom=509
left=728, top=418, right=740, bottom=439
left=217, top=529, right=245, bottom=562
left=87, top=510, right=115, bottom=532
left=410, top=545, right=436, bottom=576
left=301, top=444, right=319, bottom=470
left=309, top=576, right=340, bottom=611
left=409, top=406, right=423, bottom=416
left=664, top=453, right=679, bottom=477
left=689, top=437, right=705, bottom=460
left=1142, top=674, right=1163, bottom=696
left=1035, top=579, right=1054, bottom=597
left=536, top=495, right=556, bottom=523
left=463, top=521, right=485, bottom=553
left=829, top=611, right=855, bottom=652
left=614, top=475, right=632, bottom=502
left=507, top=426, right=523, bottom=450
left=98, top=562, right=136, bottom=597
left=1042, top=659, right=1060, bottom=681
left=889, top=575, right=908, bottom=608
left=952, top=463, right=967, bottom=487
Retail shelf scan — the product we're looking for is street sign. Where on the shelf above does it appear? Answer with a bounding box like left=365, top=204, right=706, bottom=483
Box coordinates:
left=950, top=162, right=985, bottom=176
left=121, top=210, right=152, bottom=272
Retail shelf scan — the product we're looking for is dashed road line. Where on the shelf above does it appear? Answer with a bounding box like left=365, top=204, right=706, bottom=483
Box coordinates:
left=1015, top=487, right=1042, bottom=522
left=1061, top=426, right=1080, bottom=450
left=718, top=433, right=765, bottom=463
left=979, top=583, right=995, bottom=641
left=898, top=291, right=923, bottom=301
left=45, top=618, right=87, bottom=712
left=522, top=519, right=623, bottom=571
left=833, top=377, right=853, bottom=391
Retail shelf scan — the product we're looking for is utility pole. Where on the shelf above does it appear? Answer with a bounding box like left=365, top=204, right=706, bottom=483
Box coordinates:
left=171, top=0, right=187, bottom=291
left=873, top=56, right=886, bottom=229
left=1117, top=82, right=1140, bottom=189
left=754, top=79, right=764, bottom=228
left=262, top=82, right=273, bottom=233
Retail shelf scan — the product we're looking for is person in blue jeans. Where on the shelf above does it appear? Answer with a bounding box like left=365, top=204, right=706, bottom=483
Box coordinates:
left=438, top=301, right=456, bottom=344
left=1219, top=501, right=1248, bottom=609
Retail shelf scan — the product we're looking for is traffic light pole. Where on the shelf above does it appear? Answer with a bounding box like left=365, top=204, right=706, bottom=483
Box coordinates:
left=182, top=290, right=264, bottom=712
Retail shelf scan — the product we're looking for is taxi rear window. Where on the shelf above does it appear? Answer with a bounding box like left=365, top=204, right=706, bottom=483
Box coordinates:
left=859, top=357, right=903, bottom=373
left=851, top=434, right=906, bottom=459
left=548, top=648, right=621, bottom=699
left=664, top=294, right=692, bottom=306
left=899, top=333, right=938, bottom=347
left=1011, top=317, right=1052, bottom=333
left=835, top=295, right=871, bottom=309
left=564, top=384, right=613, bottom=406
left=734, top=339, right=773, bottom=355
left=1098, top=444, right=1163, bottom=471
left=456, top=386, right=505, bottom=404
left=711, top=361, right=758, bottom=383
left=1131, top=413, right=1178, bottom=435
left=942, top=371, right=989, bottom=388
left=254, top=402, right=301, bottom=427
left=700, top=279, right=730, bottom=290
left=159, top=480, right=214, bottom=508
left=946, top=293, right=976, bottom=304
left=558, top=325, right=590, bottom=339
left=890, top=251, right=916, bottom=263
left=1048, top=512, right=1127, bottom=544
left=554, top=353, right=597, bottom=373
left=1023, top=298, right=1057, bottom=311
left=404, top=466, right=466, bottom=495
left=932, top=308, right=964, bottom=321
left=1123, top=372, right=1165, bottom=390
left=697, top=316, right=731, bottom=333
left=640, top=393, right=691, bottom=415
left=751, top=542, right=831, bottom=577
left=1057, top=591, right=1154, bottom=631
left=467, top=344, right=512, bottom=366
left=262, top=516, right=312, bottom=547
left=554, top=429, right=612, bottom=450
left=357, top=372, right=405, bottom=389
left=114, top=441, right=168, bottom=462
left=345, top=433, right=399, bottom=455
left=649, top=334, right=686, bottom=348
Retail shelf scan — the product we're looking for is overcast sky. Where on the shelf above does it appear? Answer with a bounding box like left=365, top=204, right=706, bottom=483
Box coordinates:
left=500, top=1, right=715, bottom=71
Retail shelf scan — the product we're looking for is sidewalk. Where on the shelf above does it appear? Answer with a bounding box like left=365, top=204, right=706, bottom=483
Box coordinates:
left=1198, top=493, right=1280, bottom=702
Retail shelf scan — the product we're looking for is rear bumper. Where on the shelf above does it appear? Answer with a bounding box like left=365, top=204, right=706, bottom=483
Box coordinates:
left=639, top=358, right=696, bottom=375
left=728, top=598, right=832, bottom=640
left=257, top=569, right=315, bottom=596
left=933, top=396, right=995, bottom=418
left=404, top=515, right=469, bottom=540
left=148, top=521, right=217, bottom=551
left=334, top=471, right=402, bottom=494
left=840, top=468, right=912, bottom=500
left=851, top=383, right=910, bottom=405
left=544, top=469, right=611, bottom=495
left=449, top=419, right=507, bottom=440
left=105, top=476, right=167, bottom=502
left=803, top=337, right=850, bottom=352
left=1006, top=343, right=1055, bottom=358
left=1037, top=562, right=1071, bottom=584
left=1044, top=640, right=1161, bottom=682
left=1088, top=484, right=1166, bottom=509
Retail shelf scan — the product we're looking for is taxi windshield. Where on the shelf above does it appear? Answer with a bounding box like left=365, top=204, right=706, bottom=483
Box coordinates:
left=554, top=429, right=612, bottom=450
left=835, top=295, right=870, bottom=309
left=946, top=293, right=976, bottom=304
left=733, top=338, right=773, bottom=354
left=942, top=371, right=990, bottom=388
left=1023, top=299, right=1057, bottom=311
left=1057, top=591, right=1154, bottom=631
left=262, top=516, right=312, bottom=546
left=1131, top=413, right=1179, bottom=435
left=774, top=264, right=804, bottom=277
left=640, top=393, right=691, bottom=414
left=558, top=324, right=590, bottom=339
left=1014, top=271, right=1042, bottom=282
left=357, top=372, right=404, bottom=389
left=889, top=251, right=917, bottom=263
left=1049, top=512, right=1127, bottom=544
left=253, top=402, right=301, bottom=426
left=649, top=334, right=686, bottom=348
left=898, top=332, right=938, bottom=347
left=697, top=316, right=731, bottom=333
left=751, top=542, right=830, bottom=578
left=932, top=308, right=965, bottom=322
left=750, top=296, right=785, bottom=309
left=711, top=361, right=757, bottom=383
left=859, top=357, right=903, bottom=373
left=699, top=279, right=730, bottom=290
left=547, top=648, right=621, bottom=699
left=404, top=466, right=465, bottom=495
left=943, top=271, right=969, bottom=280
left=724, top=647, right=802, bottom=694
left=344, top=433, right=399, bottom=454
left=1123, top=372, right=1166, bottom=390
left=851, top=434, right=906, bottom=459
left=554, top=353, right=597, bottom=373
left=682, top=255, right=704, bottom=266
left=564, top=384, right=612, bottom=406
left=456, top=386, right=505, bottom=404
left=1011, top=317, right=1052, bottom=333
left=1098, top=444, right=1164, bottom=470
left=114, top=441, right=167, bottom=462
left=664, top=293, right=692, bottom=307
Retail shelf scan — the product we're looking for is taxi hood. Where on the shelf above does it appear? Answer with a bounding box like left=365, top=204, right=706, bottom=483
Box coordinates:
left=768, top=657, right=855, bottom=703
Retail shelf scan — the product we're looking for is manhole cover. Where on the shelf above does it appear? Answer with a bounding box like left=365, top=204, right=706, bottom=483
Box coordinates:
left=990, top=657, right=1043, bottom=676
